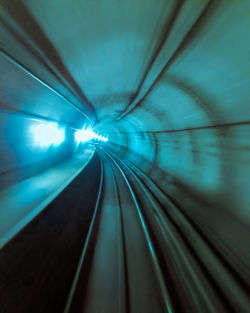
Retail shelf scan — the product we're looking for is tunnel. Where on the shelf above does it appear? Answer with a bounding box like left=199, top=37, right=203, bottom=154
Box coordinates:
left=0, top=0, right=250, bottom=312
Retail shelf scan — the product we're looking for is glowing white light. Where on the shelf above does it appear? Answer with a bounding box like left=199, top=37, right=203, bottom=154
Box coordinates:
left=30, top=122, right=65, bottom=147
left=75, top=127, right=95, bottom=143
left=75, top=127, right=108, bottom=144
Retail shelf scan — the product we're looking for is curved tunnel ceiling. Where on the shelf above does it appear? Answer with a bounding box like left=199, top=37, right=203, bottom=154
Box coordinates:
left=0, top=0, right=250, bottom=313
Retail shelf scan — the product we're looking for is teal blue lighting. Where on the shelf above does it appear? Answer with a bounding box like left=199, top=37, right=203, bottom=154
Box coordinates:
left=30, top=121, right=65, bottom=147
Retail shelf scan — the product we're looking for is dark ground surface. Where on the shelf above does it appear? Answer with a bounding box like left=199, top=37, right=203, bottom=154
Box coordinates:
left=0, top=152, right=101, bottom=313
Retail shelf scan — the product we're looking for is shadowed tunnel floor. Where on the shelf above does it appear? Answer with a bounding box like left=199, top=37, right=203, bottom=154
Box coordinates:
left=0, top=1, right=250, bottom=313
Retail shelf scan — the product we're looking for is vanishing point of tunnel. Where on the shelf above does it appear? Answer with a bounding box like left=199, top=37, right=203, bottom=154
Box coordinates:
left=0, top=1, right=249, bottom=313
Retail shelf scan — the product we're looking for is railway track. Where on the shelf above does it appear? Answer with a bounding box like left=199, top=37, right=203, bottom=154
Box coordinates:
left=65, top=149, right=171, bottom=313
left=63, top=148, right=250, bottom=313
left=0, top=148, right=249, bottom=313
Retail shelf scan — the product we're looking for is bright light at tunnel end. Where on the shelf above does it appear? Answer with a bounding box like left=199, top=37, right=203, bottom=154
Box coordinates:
left=75, top=127, right=108, bottom=144
left=30, top=122, right=65, bottom=147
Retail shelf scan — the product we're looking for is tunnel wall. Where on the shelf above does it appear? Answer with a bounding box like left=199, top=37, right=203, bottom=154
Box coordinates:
left=0, top=111, right=78, bottom=189
left=103, top=0, right=250, bottom=226
left=99, top=1, right=250, bottom=290
left=0, top=50, right=92, bottom=190
left=0, top=2, right=96, bottom=189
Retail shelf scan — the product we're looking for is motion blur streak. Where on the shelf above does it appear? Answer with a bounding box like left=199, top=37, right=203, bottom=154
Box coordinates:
left=0, top=0, right=249, bottom=313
